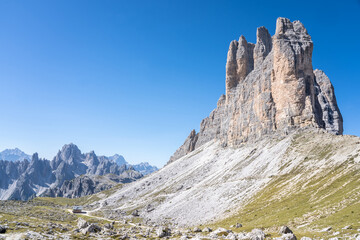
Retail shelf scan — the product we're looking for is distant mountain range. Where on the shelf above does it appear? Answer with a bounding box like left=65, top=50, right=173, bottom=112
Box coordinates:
left=106, top=154, right=159, bottom=175
left=0, top=148, right=158, bottom=175
left=0, top=148, right=31, bottom=162
left=0, top=144, right=158, bottom=200
left=108, top=154, right=127, bottom=166
left=131, top=162, right=159, bottom=175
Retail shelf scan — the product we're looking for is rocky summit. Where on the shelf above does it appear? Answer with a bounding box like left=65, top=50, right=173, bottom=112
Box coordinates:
left=170, top=17, right=342, bottom=163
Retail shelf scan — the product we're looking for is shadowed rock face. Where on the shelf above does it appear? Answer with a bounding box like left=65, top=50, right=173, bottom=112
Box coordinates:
left=313, top=69, right=343, bottom=134
left=170, top=17, right=343, bottom=162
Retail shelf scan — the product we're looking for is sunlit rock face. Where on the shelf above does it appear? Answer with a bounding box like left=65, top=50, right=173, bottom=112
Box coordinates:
left=170, top=17, right=343, bottom=162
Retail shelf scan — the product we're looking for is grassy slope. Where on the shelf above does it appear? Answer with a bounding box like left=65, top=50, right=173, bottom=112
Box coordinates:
left=211, top=132, right=360, bottom=238
left=35, top=182, right=124, bottom=206
left=0, top=183, right=127, bottom=237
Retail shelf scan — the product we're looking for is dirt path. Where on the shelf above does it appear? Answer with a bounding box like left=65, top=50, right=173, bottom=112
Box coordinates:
left=66, top=209, right=137, bottom=227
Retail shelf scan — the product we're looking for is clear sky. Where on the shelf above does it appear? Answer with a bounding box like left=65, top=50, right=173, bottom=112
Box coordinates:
left=0, top=0, right=359, bottom=167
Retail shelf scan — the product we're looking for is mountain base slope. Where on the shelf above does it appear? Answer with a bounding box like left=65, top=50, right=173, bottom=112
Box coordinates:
left=96, top=129, right=360, bottom=228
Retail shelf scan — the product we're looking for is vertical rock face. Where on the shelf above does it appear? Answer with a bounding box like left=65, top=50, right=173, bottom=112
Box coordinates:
left=225, top=36, right=255, bottom=100
left=170, top=17, right=343, bottom=162
left=225, top=40, right=239, bottom=96
left=271, top=18, right=317, bottom=131
left=313, top=69, right=343, bottom=134
left=254, top=26, right=272, bottom=68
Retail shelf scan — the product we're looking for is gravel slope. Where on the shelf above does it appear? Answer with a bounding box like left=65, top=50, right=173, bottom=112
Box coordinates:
left=97, top=129, right=360, bottom=226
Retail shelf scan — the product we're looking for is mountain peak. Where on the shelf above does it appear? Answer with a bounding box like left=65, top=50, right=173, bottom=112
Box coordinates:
left=61, top=143, right=80, bottom=151
left=31, top=153, right=39, bottom=162
left=108, top=154, right=127, bottom=166
left=170, top=17, right=343, bottom=162
left=58, top=143, right=82, bottom=159
left=274, top=17, right=311, bottom=45
left=0, top=148, right=31, bottom=162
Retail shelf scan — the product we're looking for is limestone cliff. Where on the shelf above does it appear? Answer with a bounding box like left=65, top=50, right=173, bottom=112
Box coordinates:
left=169, top=17, right=343, bottom=163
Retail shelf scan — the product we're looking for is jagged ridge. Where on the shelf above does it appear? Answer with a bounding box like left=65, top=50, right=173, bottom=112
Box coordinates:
left=0, top=144, right=142, bottom=200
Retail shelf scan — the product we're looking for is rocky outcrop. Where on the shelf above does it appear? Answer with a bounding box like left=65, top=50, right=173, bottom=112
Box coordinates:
left=313, top=69, right=343, bottom=134
left=254, top=26, right=272, bottom=68
left=42, top=172, right=141, bottom=198
left=271, top=18, right=317, bottom=131
left=169, top=129, right=199, bottom=164
left=170, top=17, right=343, bottom=162
left=225, top=36, right=255, bottom=99
left=279, top=226, right=293, bottom=235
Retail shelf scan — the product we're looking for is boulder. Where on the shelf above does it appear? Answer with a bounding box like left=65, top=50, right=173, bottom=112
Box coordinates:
left=131, top=210, right=139, bottom=217
left=248, top=228, right=265, bottom=240
left=300, top=237, right=312, bottom=240
left=104, top=223, right=114, bottom=230
left=77, top=218, right=88, bottom=229
left=226, top=232, right=238, bottom=240
left=193, top=227, right=202, bottom=232
left=230, top=223, right=243, bottom=228
left=237, top=232, right=247, bottom=239
left=281, top=233, right=297, bottom=240
left=81, top=223, right=102, bottom=235
left=235, top=223, right=243, bottom=228
left=202, top=227, right=212, bottom=232
left=156, top=226, right=171, bottom=238
left=279, top=226, right=293, bottom=234
left=210, top=228, right=232, bottom=237
left=0, top=225, right=5, bottom=234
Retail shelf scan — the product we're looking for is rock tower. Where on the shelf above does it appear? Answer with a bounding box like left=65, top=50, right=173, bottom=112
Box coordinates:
left=169, top=17, right=343, bottom=163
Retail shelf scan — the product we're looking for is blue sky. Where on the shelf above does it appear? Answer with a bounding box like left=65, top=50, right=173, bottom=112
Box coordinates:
left=0, top=0, right=359, bottom=166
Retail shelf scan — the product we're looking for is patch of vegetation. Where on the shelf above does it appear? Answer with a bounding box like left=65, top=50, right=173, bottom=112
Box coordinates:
left=100, top=183, right=123, bottom=195
left=211, top=162, right=360, bottom=235
left=348, top=153, right=359, bottom=164
left=35, top=194, right=100, bottom=206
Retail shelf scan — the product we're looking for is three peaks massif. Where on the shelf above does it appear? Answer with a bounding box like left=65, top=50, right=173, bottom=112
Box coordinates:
left=95, top=18, right=359, bottom=229
left=170, top=17, right=342, bottom=163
